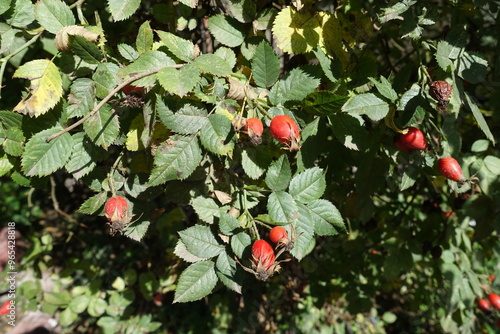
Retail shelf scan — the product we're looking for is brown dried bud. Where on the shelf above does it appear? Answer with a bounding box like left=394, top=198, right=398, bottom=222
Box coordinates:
left=429, top=81, right=452, bottom=102
left=55, top=25, right=99, bottom=51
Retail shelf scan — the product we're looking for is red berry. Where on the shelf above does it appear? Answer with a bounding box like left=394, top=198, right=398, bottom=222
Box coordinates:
left=488, top=293, right=500, bottom=310
left=251, top=240, right=275, bottom=270
left=243, top=117, right=264, bottom=145
left=121, top=84, right=144, bottom=95
left=441, top=210, right=453, bottom=218
left=269, top=226, right=288, bottom=244
left=489, top=275, right=496, bottom=282
left=104, top=196, right=128, bottom=223
left=244, top=118, right=264, bottom=136
left=393, top=127, right=428, bottom=152
left=0, top=300, right=12, bottom=315
left=269, top=115, right=301, bottom=151
left=437, top=157, right=465, bottom=182
left=478, top=299, right=491, bottom=311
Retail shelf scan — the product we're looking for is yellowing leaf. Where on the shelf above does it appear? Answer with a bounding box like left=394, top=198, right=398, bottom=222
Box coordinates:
left=126, top=114, right=145, bottom=151
left=13, top=60, right=63, bottom=117
left=319, top=13, right=350, bottom=68
left=272, top=6, right=323, bottom=54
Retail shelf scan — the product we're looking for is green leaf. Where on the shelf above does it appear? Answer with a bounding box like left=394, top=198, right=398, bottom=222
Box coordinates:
left=0, top=155, right=14, bottom=177
left=435, top=41, right=454, bottom=72
left=191, top=196, right=221, bottom=224
left=328, top=113, right=367, bottom=151
left=457, top=51, right=488, bottom=84
left=34, top=0, right=75, bottom=34
left=22, top=126, right=72, bottom=177
left=124, top=219, right=150, bottom=242
left=158, top=65, right=199, bottom=97
left=44, top=291, right=71, bottom=305
left=68, top=34, right=103, bottom=64
left=369, top=76, right=398, bottom=102
left=78, top=191, right=107, bottom=215
left=117, top=43, right=139, bottom=62
left=177, top=0, right=197, bottom=8
left=378, top=0, right=417, bottom=23
left=251, top=42, right=280, bottom=88
left=118, top=51, right=175, bottom=87
left=435, top=26, right=467, bottom=72
left=67, top=78, right=95, bottom=118
left=93, top=63, right=120, bottom=99
left=342, top=93, right=390, bottom=121
left=0, top=0, right=13, bottom=16
left=83, top=104, right=120, bottom=148
left=156, top=98, right=208, bottom=134
left=174, top=261, right=218, bottom=303
left=178, top=225, right=224, bottom=259
left=66, top=132, right=105, bottom=179
left=230, top=231, right=251, bottom=258
left=136, top=21, right=153, bottom=54
left=3, top=127, right=25, bottom=156
left=400, top=166, right=417, bottom=191
left=313, top=47, right=339, bottom=83
left=0, top=111, right=22, bottom=129
left=269, top=67, right=321, bottom=105
left=214, top=47, right=237, bottom=70
left=69, top=295, right=90, bottom=314
left=174, top=239, right=209, bottom=263
left=208, top=14, right=245, bottom=47
left=219, top=0, right=255, bottom=23
left=267, top=191, right=298, bottom=224
left=216, top=252, right=242, bottom=294
left=199, top=114, right=234, bottom=156
left=192, top=54, right=232, bottom=76
left=148, top=135, right=202, bottom=186
left=265, top=155, right=291, bottom=191
left=156, top=30, right=197, bottom=62
left=6, top=0, right=35, bottom=28
left=241, top=146, right=272, bottom=180
left=290, top=202, right=315, bottom=261
left=303, top=92, right=349, bottom=116
left=289, top=167, right=326, bottom=204
left=464, top=93, right=494, bottom=144
left=471, top=139, right=489, bottom=153
left=219, top=212, right=240, bottom=236
left=108, top=0, right=140, bottom=21
left=13, top=59, right=63, bottom=117
left=307, top=199, right=344, bottom=235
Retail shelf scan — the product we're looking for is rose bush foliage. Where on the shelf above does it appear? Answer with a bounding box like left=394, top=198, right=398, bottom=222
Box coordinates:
left=0, top=0, right=499, bottom=333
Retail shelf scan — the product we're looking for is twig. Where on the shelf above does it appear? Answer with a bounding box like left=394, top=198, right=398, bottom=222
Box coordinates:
left=45, top=64, right=182, bottom=142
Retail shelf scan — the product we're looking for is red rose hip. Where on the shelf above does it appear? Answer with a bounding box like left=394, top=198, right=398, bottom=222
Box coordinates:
left=394, top=127, right=428, bottom=152
left=269, top=226, right=288, bottom=244
left=105, top=196, right=128, bottom=223
left=488, top=293, right=500, bottom=310
left=244, top=118, right=263, bottom=136
left=478, top=299, right=491, bottom=311
left=252, top=240, right=275, bottom=270
left=244, top=117, right=264, bottom=145
left=437, top=157, right=465, bottom=183
left=269, top=115, right=301, bottom=151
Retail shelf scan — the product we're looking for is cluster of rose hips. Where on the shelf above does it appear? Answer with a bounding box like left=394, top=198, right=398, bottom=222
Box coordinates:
left=237, top=115, right=301, bottom=151
left=392, top=80, right=478, bottom=189
left=476, top=276, right=500, bottom=328
left=238, top=226, right=299, bottom=281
